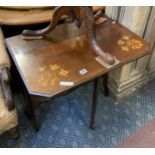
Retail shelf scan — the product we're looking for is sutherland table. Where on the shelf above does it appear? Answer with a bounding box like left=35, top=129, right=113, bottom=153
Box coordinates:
left=5, top=17, right=150, bottom=131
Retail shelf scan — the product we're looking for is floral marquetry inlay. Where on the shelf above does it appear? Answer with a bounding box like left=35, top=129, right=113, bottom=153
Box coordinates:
left=117, top=35, right=143, bottom=52
left=38, top=64, right=69, bottom=87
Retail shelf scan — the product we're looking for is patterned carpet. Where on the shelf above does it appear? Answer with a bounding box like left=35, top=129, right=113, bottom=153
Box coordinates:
left=1, top=79, right=155, bottom=148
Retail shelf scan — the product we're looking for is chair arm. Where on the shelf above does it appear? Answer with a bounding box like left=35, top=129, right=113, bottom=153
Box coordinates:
left=0, top=67, right=14, bottom=111
left=0, top=28, right=10, bottom=69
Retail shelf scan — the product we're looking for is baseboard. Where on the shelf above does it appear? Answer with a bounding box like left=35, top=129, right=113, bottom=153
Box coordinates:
left=107, top=72, right=149, bottom=101
left=149, top=69, right=155, bottom=80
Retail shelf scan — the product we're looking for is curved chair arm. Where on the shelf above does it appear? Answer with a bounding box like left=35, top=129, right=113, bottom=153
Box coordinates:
left=0, top=68, right=18, bottom=137
left=0, top=27, right=13, bottom=111
left=0, top=67, right=14, bottom=111
left=0, top=27, right=10, bottom=68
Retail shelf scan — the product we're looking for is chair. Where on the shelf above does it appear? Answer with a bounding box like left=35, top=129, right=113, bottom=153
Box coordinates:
left=0, top=28, right=18, bottom=138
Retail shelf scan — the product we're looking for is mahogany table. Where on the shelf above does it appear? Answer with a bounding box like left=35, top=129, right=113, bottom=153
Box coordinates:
left=5, top=17, right=150, bottom=131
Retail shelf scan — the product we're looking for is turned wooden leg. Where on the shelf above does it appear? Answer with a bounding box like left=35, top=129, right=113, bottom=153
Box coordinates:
left=25, top=97, right=39, bottom=131
left=81, top=7, right=115, bottom=66
left=24, top=91, right=39, bottom=131
left=22, top=6, right=71, bottom=39
left=89, top=76, right=101, bottom=129
left=8, top=126, right=19, bottom=139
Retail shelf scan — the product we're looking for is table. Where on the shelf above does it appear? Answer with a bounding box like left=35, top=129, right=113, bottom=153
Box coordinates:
left=5, top=17, right=150, bottom=131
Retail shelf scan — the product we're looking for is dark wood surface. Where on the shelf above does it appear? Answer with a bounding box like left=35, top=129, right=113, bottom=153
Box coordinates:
left=5, top=17, right=150, bottom=98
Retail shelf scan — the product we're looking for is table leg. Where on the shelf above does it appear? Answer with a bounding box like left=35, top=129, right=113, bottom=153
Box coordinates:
left=103, top=74, right=109, bottom=97
left=24, top=92, right=39, bottom=131
left=89, top=76, right=101, bottom=129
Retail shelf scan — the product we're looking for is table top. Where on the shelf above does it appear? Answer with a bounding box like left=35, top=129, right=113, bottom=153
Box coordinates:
left=5, top=17, right=150, bottom=97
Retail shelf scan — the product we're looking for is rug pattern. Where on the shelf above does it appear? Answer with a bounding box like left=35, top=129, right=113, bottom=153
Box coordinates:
left=0, top=80, right=155, bottom=148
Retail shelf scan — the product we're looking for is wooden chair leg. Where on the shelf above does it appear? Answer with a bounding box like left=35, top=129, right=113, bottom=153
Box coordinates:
left=89, top=76, right=101, bottom=129
left=8, top=126, right=19, bottom=139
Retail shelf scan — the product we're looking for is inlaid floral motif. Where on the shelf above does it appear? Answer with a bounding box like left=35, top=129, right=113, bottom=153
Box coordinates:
left=117, top=35, right=143, bottom=52
left=50, top=64, right=60, bottom=71
left=38, top=64, right=69, bottom=87
left=59, top=69, right=69, bottom=77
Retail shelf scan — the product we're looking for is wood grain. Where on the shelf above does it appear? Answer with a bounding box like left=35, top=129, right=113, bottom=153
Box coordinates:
left=0, top=9, right=54, bottom=26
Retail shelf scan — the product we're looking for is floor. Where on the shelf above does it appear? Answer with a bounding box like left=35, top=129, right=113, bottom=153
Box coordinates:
left=117, top=116, right=155, bottom=148
left=1, top=79, right=155, bottom=148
